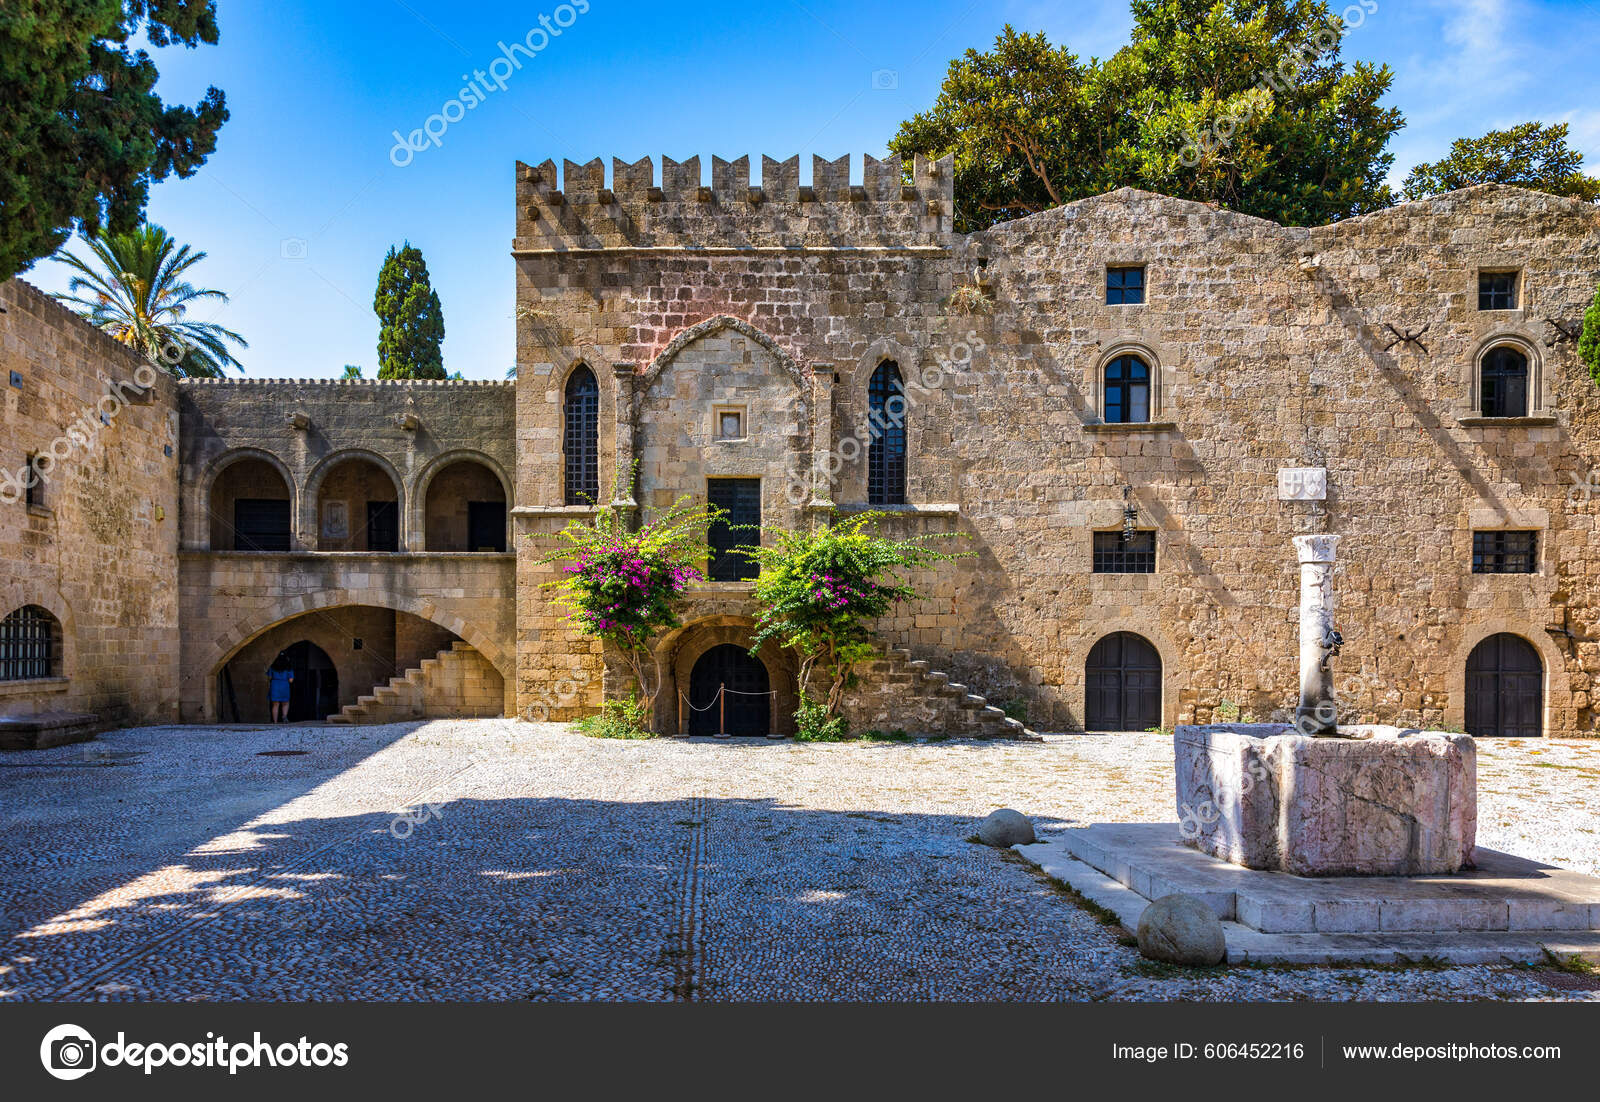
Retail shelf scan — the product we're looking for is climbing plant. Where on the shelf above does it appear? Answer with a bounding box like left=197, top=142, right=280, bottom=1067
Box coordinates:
left=1581, top=280, right=1600, bottom=388
left=746, top=512, right=964, bottom=722
left=537, top=481, right=720, bottom=732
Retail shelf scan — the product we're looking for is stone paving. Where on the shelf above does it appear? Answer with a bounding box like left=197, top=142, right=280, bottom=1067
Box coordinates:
left=1, top=721, right=1596, bottom=1002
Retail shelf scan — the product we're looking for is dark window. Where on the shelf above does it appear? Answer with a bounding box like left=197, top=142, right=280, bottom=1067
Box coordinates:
left=563, top=365, right=600, bottom=505
left=1093, top=530, right=1156, bottom=573
left=1104, top=355, right=1151, bottom=424
left=707, top=478, right=760, bottom=582
left=867, top=361, right=907, bottom=505
left=1480, top=346, right=1529, bottom=418
left=1472, top=530, right=1537, bottom=574
left=365, top=500, right=399, bottom=552
left=233, top=498, right=291, bottom=552
left=467, top=501, right=507, bottom=552
left=1478, top=271, right=1518, bottom=310
left=1107, top=266, right=1145, bottom=305
left=23, top=454, right=41, bottom=507
left=0, top=605, right=55, bottom=681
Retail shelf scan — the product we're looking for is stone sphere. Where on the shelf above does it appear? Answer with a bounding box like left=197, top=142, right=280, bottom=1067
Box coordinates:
left=1136, top=894, right=1226, bottom=966
left=976, top=808, right=1035, bottom=847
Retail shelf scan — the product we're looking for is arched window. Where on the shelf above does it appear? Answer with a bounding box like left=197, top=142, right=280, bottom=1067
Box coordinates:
left=1481, top=346, right=1529, bottom=418
left=1104, top=355, right=1151, bottom=424
left=1, top=605, right=58, bottom=681
left=563, top=365, right=600, bottom=505
left=868, top=361, right=907, bottom=506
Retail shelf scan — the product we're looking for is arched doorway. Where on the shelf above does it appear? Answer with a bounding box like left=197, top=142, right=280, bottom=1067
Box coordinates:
left=280, top=640, right=339, bottom=721
left=315, top=456, right=400, bottom=551
left=688, top=643, right=771, bottom=736
left=1466, top=633, right=1543, bottom=737
left=423, top=458, right=507, bottom=551
left=1085, top=632, right=1162, bottom=731
left=210, top=456, right=292, bottom=551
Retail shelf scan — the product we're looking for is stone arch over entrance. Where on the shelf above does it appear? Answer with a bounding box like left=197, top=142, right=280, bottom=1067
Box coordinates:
left=196, top=447, right=298, bottom=551
left=303, top=448, right=407, bottom=552
left=411, top=449, right=512, bottom=551
left=201, top=590, right=511, bottom=720
left=1066, top=620, right=1183, bottom=731
left=1448, top=620, right=1568, bottom=736
left=1084, top=631, right=1163, bottom=731
left=650, top=615, right=798, bottom=736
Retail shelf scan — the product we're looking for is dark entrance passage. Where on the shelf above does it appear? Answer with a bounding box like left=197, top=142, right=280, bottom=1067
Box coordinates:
left=1085, top=632, right=1162, bottom=731
left=281, top=640, right=339, bottom=722
left=688, top=643, right=771, bottom=736
left=1466, top=633, right=1543, bottom=738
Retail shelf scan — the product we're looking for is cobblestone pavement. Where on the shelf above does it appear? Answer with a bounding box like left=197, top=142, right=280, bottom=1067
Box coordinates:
left=1, top=722, right=1595, bottom=1002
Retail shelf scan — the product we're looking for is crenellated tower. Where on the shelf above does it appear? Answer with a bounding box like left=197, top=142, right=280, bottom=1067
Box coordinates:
left=512, top=153, right=954, bottom=251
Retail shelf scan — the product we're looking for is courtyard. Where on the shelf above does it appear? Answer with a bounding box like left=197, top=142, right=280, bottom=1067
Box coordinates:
left=2, top=721, right=1596, bottom=1003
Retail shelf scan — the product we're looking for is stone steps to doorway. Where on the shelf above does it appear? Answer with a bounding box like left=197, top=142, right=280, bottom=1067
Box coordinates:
left=327, top=642, right=500, bottom=724
left=846, top=646, right=1041, bottom=740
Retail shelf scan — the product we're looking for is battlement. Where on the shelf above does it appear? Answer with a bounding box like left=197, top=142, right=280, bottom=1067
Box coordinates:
left=511, top=154, right=954, bottom=253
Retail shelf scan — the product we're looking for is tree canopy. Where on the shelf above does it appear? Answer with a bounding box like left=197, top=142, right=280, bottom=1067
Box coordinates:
left=1401, top=122, right=1600, bottom=203
left=889, top=2, right=1402, bottom=231
left=0, top=0, right=228, bottom=280
left=53, top=222, right=245, bottom=377
left=374, top=243, right=446, bottom=380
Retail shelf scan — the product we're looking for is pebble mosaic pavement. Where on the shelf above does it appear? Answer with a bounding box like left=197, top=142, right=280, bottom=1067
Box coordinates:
left=1, top=721, right=1596, bottom=1002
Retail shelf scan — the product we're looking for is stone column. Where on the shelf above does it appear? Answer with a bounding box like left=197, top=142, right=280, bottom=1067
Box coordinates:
left=610, top=363, right=637, bottom=512
left=807, top=364, right=836, bottom=520
left=1293, top=533, right=1341, bottom=737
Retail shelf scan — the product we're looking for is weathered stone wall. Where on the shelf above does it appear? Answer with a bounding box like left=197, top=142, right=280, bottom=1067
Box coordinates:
left=0, top=279, right=180, bottom=726
left=512, top=155, right=1600, bottom=737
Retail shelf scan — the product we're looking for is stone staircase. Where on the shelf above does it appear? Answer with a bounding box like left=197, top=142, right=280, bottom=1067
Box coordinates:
left=327, top=642, right=501, bottom=725
left=845, top=645, right=1042, bottom=740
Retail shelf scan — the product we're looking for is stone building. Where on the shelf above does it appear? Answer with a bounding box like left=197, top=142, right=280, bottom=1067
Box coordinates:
left=3, top=152, right=1600, bottom=740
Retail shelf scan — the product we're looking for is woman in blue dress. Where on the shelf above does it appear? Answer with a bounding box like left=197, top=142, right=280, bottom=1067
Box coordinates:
left=267, top=654, right=295, bottom=722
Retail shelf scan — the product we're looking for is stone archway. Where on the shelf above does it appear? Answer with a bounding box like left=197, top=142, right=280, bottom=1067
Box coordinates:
left=201, top=590, right=511, bottom=721
left=650, top=616, right=798, bottom=736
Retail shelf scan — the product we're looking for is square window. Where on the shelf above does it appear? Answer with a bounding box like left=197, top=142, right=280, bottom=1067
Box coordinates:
left=1093, top=530, right=1156, bottom=573
left=1478, top=271, right=1518, bottom=311
left=1107, top=266, right=1146, bottom=306
left=1472, top=530, right=1537, bottom=574
left=716, top=409, right=744, bottom=441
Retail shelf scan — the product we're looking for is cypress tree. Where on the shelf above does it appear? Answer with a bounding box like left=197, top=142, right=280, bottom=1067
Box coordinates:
left=374, top=243, right=446, bottom=379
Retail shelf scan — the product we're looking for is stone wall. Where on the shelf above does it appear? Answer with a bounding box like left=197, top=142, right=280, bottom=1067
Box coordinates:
left=511, top=156, right=1600, bottom=737
left=0, top=278, right=180, bottom=726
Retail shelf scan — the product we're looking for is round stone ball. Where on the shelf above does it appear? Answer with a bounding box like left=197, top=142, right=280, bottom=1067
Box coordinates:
left=976, top=808, right=1035, bottom=847
left=1136, top=893, right=1226, bottom=966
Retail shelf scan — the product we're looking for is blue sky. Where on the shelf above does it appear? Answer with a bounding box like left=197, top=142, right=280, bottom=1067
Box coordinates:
left=22, top=0, right=1600, bottom=380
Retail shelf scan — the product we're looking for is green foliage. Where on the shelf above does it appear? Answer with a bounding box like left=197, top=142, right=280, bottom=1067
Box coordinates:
left=374, top=243, right=445, bottom=379
left=748, top=512, right=964, bottom=718
left=999, top=697, right=1029, bottom=723
left=53, top=223, right=246, bottom=377
left=538, top=479, right=720, bottom=730
left=794, top=696, right=849, bottom=742
left=341, top=364, right=363, bottom=380
left=0, top=1, right=229, bottom=280
left=574, top=695, right=655, bottom=740
left=1581, top=283, right=1600, bottom=388
left=1402, top=122, right=1600, bottom=202
left=890, top=5, right=1401, bottom=231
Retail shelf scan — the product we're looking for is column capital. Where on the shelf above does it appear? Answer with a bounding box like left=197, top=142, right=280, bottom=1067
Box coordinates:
left=1293, top=533, right=1340, bottom=565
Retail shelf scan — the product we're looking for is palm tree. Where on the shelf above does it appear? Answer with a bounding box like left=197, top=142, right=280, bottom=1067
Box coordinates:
left=53, top=224, right=247, bottom=378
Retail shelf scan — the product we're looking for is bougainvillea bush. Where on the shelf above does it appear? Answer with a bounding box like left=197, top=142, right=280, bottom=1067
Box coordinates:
left=538, top=492, right=719, bottom=732
left=747, top=512, right=963, bottom=723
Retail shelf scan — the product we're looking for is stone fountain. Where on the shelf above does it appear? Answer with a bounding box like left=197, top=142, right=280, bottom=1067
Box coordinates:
left=1173, top=534, right=1477, bottom=876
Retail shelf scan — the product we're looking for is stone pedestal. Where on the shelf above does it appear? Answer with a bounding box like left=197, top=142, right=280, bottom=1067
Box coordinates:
left=1174, top=725, right=1477, bottom=876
